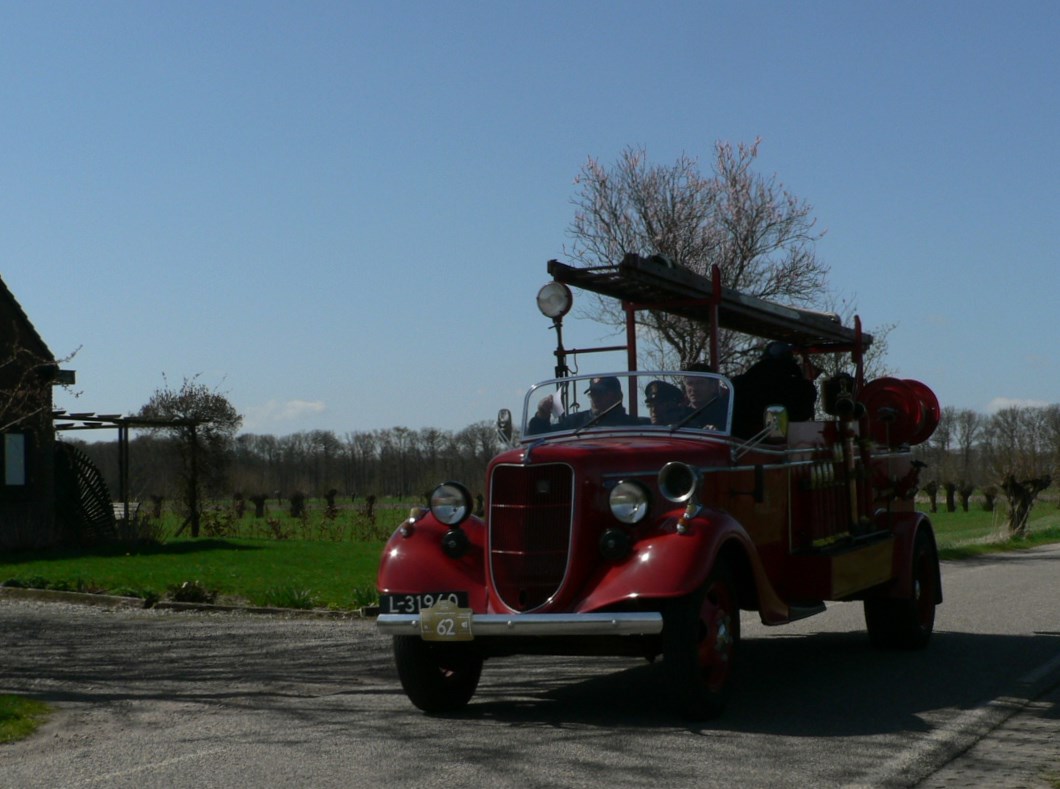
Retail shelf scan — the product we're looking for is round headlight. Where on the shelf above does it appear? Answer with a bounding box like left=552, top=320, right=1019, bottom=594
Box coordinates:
left=609, top=480, right=650, bottom=524
left=536, top=281, right=573, bottom=319
left=430, top=482, right=473, bottom=526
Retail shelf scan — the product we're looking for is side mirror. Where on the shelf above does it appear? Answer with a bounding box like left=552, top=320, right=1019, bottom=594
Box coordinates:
left=496, top=408, right=513, bottom=445
left=764, top=405, right=789, bottom=442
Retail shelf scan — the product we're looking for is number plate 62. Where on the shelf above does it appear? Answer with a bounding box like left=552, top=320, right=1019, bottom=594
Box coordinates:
left=419, top=599, right=473, bottom=642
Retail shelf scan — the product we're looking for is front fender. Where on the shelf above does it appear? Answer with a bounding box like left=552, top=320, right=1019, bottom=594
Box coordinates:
left=872, top=511, right=942, bottom=603
left=576, top=509, right=789, bottom=623
left=376, top=512, right=488, bottom=611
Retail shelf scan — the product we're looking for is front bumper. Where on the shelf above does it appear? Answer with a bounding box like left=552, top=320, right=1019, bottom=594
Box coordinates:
left=376, top=611, right=663, bottom=637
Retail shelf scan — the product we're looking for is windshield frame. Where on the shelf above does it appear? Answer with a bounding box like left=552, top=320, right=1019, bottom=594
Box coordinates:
left=519, top=371, right=734, bottom=441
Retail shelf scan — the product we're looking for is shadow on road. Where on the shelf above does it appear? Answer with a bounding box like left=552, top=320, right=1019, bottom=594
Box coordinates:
left=457, top=629, right=1060, bottom=736
left=3, top=600, right=1059, bottom=742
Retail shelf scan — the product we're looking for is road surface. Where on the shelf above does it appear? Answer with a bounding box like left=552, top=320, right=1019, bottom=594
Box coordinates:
left=2, top=544, right=1059, bottom=788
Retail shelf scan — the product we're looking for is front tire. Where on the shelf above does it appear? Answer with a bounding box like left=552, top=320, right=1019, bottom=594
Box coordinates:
left=392, top=636, right=483, bottom=713
left=662, top=561, right=740, bottom=719
left=864, top=529, right=939, bottom=649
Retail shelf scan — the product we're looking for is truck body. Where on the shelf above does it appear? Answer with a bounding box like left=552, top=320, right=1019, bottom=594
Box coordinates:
left=377, top=254, right=941, bottom=718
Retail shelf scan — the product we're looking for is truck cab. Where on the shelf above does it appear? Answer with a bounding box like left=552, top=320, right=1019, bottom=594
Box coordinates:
left=377, top=254, right=941, bottom=719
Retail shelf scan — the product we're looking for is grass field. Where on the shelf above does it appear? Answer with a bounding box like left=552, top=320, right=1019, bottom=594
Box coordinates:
left=1, top=499, right=1058, bottom=610
left=928, top=505, right=1060, bottom=559
left=0, top=502, right=398, bottom=610
left=0, top=537, right=386, bottom=610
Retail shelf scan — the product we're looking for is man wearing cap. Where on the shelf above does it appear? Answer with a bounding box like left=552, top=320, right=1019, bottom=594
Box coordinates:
left=528, top=376, right=635, bottom=433
left=680, top=363, right=730, bottom=429
left=644, top=380, right=689, bottom=425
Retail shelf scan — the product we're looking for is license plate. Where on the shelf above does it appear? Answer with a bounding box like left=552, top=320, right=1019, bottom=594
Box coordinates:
left=419, top=599, right=473, bottom=642
left=378, top=591, right=469, bottom=615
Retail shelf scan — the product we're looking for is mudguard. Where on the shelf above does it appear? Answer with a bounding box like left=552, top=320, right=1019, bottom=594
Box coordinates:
left=871, top=511, right=942, bottom=603
left=576, top=508, right=790, bottom=624
left=376, top=512, right=489, bottom=611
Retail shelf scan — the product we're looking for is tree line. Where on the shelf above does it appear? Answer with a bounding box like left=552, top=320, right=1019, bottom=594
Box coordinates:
left=67, top=400, right=1060, bottom=538
left=72, top=421, right=506, bottom=509
left=912, top=403, right=1059, bottom=535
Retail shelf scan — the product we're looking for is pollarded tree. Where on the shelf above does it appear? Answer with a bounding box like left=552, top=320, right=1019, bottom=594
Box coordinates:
left=983, top=405, right=1055, bottom=537
left=139, top=376, right=242, bottom=537
left=567, top=140, right=830, bottom=372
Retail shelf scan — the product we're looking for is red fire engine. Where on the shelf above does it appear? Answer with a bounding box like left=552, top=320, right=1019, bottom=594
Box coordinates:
left=377, top=254, right=941, bottom=718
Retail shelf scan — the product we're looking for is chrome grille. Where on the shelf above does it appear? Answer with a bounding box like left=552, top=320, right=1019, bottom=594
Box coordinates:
left=489, top=463, right=573, bottom=611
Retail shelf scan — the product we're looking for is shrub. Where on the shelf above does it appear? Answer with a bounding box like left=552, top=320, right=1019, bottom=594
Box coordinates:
left=2, top=576, right=50, bottom=590
left=262, top=586, right=316, bottom=609
left=201, top=508, right=234, bottom=538
left=115, top=512, right=167, bottom=547
left=166, top=580, right=218, bottom=604
left=350, top=583, right=379, bottom=609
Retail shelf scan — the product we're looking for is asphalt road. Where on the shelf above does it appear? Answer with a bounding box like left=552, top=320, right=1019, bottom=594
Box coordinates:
left=2, top=544, right=1059, bottom=788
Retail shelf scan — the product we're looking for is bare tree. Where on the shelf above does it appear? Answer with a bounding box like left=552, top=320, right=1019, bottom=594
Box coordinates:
left=983, top=405, right=1055, bottom=536
left=811, top=303, right=893, bottom=391
left=346, top=430, right=379, bottom=497
left=921, top=406, right=956, bottom=489
left=138, top=376, right=242, bottom=537
left=418, top=427, right=446, bottom=486
left=0, top=321, right=77, bottom=432
left=1045, top=405, right=1060, bottom=500
left=308, top=429, right=341, bottom=492
left=953, top=409, right=983, bottom=485
left=567, top=140, right=831, bottom=372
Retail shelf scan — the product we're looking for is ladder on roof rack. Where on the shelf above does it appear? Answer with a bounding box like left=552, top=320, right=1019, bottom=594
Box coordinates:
left=547, top=255, right=871, bottom=352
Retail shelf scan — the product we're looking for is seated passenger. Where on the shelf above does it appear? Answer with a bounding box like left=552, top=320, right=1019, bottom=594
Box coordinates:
left=644, top=380, right=689, bottom=425
left=731, top=342, right=817, bottom=438
left=679, top=364, right=729, bottom=429
left=528, top=376, right=637, bottom=434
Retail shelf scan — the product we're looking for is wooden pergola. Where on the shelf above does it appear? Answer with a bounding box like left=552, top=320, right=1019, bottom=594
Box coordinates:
left=53, top=411, right=201, bottom=530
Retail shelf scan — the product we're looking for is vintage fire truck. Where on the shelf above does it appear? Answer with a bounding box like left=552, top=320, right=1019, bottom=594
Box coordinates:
left=376, top=254, right=941, bottom=718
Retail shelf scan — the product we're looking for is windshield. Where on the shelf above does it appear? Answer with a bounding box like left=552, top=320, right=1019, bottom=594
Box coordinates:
left=520, top=371, right=733, bottom=440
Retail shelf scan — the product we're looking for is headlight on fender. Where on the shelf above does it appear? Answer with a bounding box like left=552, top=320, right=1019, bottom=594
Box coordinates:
left=609, top=480, right=650, bottom=524
left=430, top=482, right=473, bottom=526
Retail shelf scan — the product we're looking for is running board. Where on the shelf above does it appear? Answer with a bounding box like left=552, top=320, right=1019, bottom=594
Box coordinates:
left=788, top=603, right=827, bottom=621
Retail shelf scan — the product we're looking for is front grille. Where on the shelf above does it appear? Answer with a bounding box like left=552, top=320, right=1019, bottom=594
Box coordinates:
left=489, top=463, right=574, bottom=611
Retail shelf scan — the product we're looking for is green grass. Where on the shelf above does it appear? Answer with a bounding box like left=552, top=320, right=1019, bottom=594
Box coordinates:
left=2, top=501, right=1058, bottom=611
left=0, top=501, right=405, bottom=609
left=0, top=537, right=388, bottom=610
left=0, top=695, right=50, bottom=744
left=929, top=506, right=1060, bottom=559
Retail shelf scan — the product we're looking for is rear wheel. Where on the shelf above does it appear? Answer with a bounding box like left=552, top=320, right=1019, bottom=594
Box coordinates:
left=392, top=636, right=483, bottom=713
left=662, top=561, right=740, bottom=719
left=864, top=529, right=939, bottom=649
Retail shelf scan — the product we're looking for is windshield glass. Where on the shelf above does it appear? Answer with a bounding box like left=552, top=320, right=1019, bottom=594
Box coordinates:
left=520, top=371, right=733, bottom=440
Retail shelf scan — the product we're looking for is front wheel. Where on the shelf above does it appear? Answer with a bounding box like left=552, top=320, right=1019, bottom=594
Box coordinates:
left=662, top=560, right=740, bottom=719
left=864, top=529, right=940, bottom=649
left=392, top=636, right=483, bottom=714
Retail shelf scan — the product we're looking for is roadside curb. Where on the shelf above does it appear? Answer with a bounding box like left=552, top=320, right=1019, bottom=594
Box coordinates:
left=909, top=655, right=1060, bottom=788
left=0, top=586, right=145, bottom=609
left=0, top=586, right=372, bottom=619
left=154, top=600, right=364, bottom=619
left=854, top=649, right=1060, bottom=788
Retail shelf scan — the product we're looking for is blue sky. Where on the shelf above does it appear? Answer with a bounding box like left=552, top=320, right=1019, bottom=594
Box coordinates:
left=2, top=1, right=1056, bottom=438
